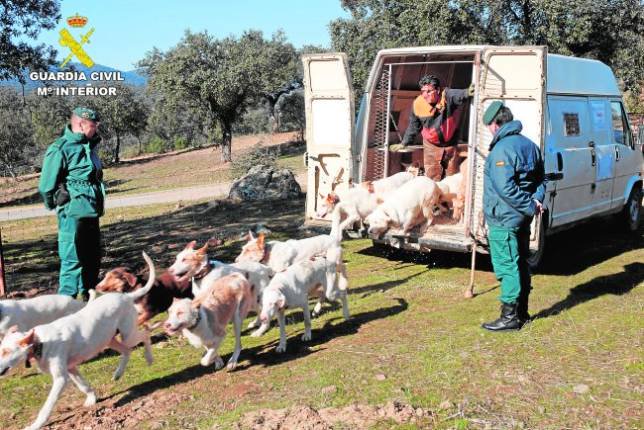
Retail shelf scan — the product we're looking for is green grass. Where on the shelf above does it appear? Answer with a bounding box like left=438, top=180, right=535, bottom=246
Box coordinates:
left=0, top=198, right=642, bottom=429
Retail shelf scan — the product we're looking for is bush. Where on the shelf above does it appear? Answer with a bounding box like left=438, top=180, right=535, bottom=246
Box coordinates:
left=174, top=136, right=189, bottom=150
left=230, top=143, right=278, bottom=179
left=144, top=136, right=167, bottom=154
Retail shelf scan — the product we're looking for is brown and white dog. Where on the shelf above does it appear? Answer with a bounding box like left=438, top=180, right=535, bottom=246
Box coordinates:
left=316, top=170, right=420, bottom=235
left=364, top=176, right=441, bottom=238
left=164, top=272, right=255, bottom=370
left=96, top=267, right=191, bottom=328
left=168, top=240, right=274, bottom=336
left=436, top=158, right=468, bottom=222
left=235, top=231, right=341, bottom=274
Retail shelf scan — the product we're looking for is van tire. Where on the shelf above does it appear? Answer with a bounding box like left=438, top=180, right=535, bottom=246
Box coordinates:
left=622, top=186, right=642, bottom=232
left=527, top=220, right=546, bottom=270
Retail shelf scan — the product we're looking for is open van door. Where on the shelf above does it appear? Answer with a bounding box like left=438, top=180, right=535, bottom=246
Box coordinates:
left=302, top=53, right=355, bottom=222
left=474, top=46, right=547, bottom=263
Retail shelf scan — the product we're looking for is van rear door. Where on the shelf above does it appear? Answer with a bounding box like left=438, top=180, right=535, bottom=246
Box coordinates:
left=302, top=53, right=356, bottom=221
left=474, top=46, right=546, bottom=253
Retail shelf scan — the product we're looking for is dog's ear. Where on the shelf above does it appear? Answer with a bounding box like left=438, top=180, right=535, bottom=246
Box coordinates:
left=18, top=329, right=35, bottom=347
left=197, top=242, right=209, bottom=255
left=327, top=192, right=340, bottom=204
left=124, top=271, right=138, bottom=289
left=247, top=230, right=256, bottom=241
left=185, top=240, right=197, bottom=250
left=257, top=233, right=265, bottom=248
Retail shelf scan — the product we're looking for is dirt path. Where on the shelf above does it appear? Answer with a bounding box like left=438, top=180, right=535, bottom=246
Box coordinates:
left=0, top=173, right=307, bottom=222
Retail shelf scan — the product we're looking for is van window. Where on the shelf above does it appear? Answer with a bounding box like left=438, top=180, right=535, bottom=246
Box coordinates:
left=563, top=113, right=580, bottom=136
left=610, top=101, right=629, bottom=146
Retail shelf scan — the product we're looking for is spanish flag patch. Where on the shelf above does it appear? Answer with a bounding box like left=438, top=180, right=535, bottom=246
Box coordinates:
left=495, top=161, right=505, bottom=167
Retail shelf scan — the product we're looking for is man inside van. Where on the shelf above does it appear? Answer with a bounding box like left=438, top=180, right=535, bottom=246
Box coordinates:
left=390, top=75, right=474, bottom=180
left=481, top=101, right=545, bottom=331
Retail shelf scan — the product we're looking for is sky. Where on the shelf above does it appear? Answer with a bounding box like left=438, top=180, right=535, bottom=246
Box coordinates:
left=35, top=0, right=349, bottom=71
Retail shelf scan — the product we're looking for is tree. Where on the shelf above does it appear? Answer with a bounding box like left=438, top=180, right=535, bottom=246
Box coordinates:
left=140, top=30, right=298, bottom=162
left=82, top=83, right=148, bottom=163
left=0, top=0, right=60, bottom=83
left=27, top=92, right=71, bottom=148
left=0, top=88, right=37, bottom=178
left=330, top=0, right=644, bottom=95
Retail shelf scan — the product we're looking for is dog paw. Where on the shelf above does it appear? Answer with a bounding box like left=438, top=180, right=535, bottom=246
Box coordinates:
left=84, top=393, right=97, bottom=407
left=276, top=344, right=286, bottom=353
left=214, top=356, right=225, bottom=370
left=226, top=361, right=237, bottom=371
left=112, top=371, right=123, bottom=381
left=247, top=321, right=258, bottom=329
left=250, top=327, right=266, bottom=337
left=301, top=332, right=312, bottom=342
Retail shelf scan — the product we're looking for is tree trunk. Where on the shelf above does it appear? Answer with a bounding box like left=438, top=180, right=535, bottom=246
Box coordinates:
left=137, top=136, right=143, bottom=155
left=113, top=133, right=121, bottom=164
left=221, top=120, right=233, bottom=163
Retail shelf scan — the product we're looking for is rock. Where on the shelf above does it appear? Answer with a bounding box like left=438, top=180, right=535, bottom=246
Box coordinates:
left=228, top=165, right=301, bottom=202
left=573, top=384, right=590, bottom=394
left=375, top=374, right=386, bottom=381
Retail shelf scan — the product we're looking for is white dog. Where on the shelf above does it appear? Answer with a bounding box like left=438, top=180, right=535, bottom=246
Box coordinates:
left=365, top=176, right=441, bottom=238
left=164, top=272, right=255, bottom=370
left=0, top=295, right=87, bottom=337
left=235, top=231, right=341, bottom=273
left=316, top=171, right=418, bottom=235
left=0, top=252, right=156, bottom=430
left=260, top=251, right=349, bottom=353
left=168, top=240, right=274, bottom=336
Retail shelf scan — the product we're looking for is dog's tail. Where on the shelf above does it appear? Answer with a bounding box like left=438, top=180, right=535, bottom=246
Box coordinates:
left=127, top=252, right=156, bottom=301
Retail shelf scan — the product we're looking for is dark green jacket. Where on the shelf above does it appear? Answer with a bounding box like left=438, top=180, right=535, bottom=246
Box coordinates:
left=38, top=125, right=105, bottom=218
left=483, top=121, right=545, bottom=228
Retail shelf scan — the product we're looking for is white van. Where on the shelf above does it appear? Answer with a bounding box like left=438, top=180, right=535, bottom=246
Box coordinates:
left=302, top=46, right=643, bottom=267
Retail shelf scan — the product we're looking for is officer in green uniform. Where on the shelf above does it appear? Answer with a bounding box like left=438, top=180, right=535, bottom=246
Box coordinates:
left=38, top=107, right=105, bottom=300
left=481, top=102, right=545, bottom=331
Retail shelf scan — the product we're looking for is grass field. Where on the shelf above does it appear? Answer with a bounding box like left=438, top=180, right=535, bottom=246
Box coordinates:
left=0, top=195, right=642, bottom=429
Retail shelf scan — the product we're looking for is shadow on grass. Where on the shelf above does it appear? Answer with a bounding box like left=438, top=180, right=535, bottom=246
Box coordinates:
left=357, top=216, right=643, bottom=278
left=0, top=189, right=41, bottom=208
left=351, top=271, right=425, bottom=297
left=4, top=197, right=307, bottom=294
left=112, top=298, right=407, bottom=407
left=533, top=262, right=643, bottom=320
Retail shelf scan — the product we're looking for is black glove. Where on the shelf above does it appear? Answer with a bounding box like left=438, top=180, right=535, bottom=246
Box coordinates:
left=54, top=183, right=70, bottom=206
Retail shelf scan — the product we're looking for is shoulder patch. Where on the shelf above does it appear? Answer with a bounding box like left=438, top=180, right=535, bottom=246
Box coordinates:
left=495, top=160, right=505, bottom=167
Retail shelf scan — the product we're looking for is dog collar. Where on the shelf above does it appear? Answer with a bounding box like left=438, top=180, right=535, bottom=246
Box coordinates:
left=28, top=341, right=43, bottom=361
left=193, top=263, right=211, bottom=280
left=187, top=308, right=202, bottom=330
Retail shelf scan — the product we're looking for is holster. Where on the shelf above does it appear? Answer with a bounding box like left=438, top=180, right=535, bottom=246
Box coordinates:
left=54, top=183, right=70, bottom=206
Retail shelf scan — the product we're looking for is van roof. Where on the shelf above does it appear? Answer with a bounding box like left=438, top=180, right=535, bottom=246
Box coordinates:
left=371, top=46, right=620, bottom=97
left=547, top=54, right=620, bottom=96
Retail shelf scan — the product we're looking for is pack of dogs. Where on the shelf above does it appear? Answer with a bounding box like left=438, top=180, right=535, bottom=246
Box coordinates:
left=0, top=164, right=465, bottom=430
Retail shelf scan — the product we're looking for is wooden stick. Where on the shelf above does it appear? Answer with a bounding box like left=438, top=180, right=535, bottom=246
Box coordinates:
left=0, top=227, right=6, bottom=297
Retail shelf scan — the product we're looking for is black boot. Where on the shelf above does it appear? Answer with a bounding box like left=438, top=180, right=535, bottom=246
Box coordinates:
left=517, top=296, right=531, bottom=324
left=482, top=302, right=522, bottom=331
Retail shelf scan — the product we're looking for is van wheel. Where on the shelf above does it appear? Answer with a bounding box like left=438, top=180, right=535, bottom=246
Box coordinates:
left=622, top=186, right=642, bottom=232
left=527, top=220, right=546, bottom=270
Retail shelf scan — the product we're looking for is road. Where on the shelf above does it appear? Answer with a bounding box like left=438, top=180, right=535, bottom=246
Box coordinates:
left=0, top=173, right=307, bottom=222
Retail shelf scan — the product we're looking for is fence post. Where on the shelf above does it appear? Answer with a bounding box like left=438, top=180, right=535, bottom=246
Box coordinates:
left=0, top=227, right=6, bottom=297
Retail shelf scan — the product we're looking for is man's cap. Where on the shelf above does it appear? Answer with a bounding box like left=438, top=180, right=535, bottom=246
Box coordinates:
left=73, top=107, right=99, bottom=122
left=483, top=101, right=503, bottom=125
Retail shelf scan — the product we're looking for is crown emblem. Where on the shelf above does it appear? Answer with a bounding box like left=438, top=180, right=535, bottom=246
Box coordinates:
left=66, top=13, right=88, bottom=28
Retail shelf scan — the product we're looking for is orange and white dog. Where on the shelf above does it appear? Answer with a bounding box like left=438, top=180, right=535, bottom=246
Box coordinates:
left=164, top=273, right=254, bottom=370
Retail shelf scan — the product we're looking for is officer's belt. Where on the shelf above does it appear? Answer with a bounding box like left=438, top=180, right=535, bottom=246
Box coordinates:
left=66, top=179, right=100, bottom=186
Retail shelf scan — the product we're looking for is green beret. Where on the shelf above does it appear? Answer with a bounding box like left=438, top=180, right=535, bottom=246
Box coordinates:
left=73, top=107, right=99, bottom=121
left=483, top=100, right=503, bottom=125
